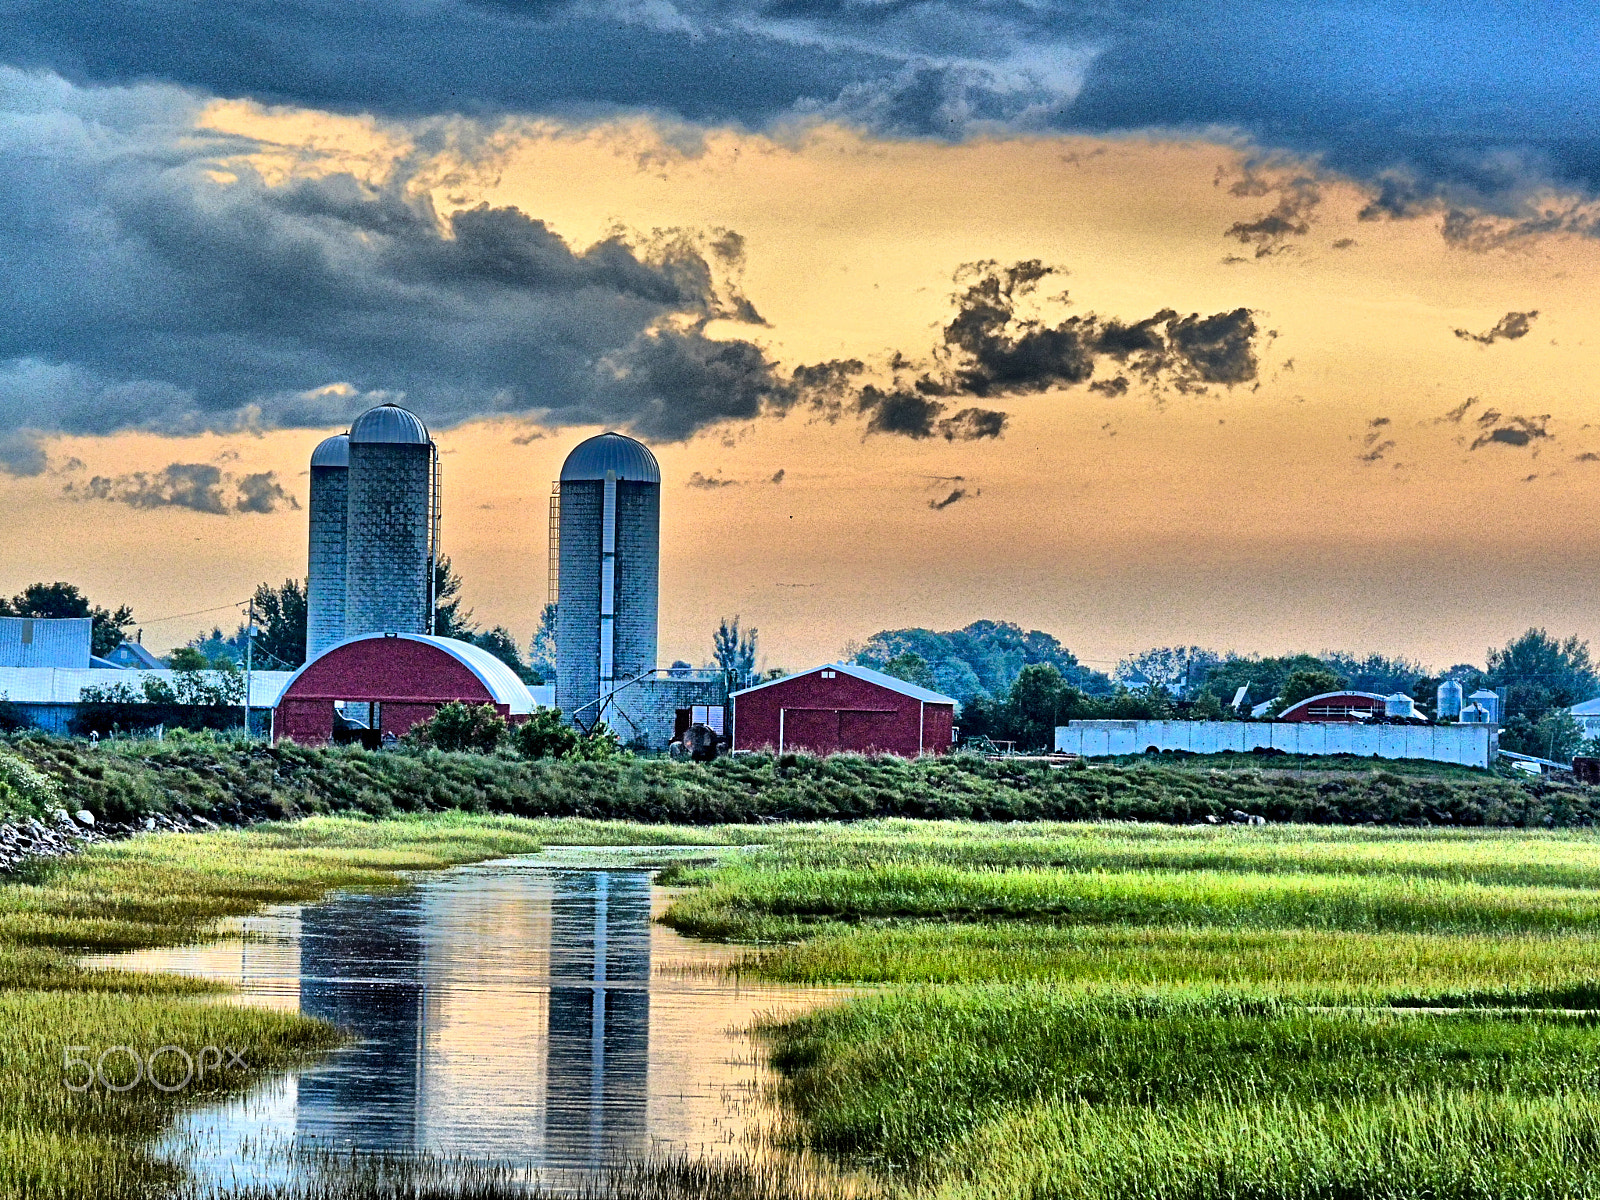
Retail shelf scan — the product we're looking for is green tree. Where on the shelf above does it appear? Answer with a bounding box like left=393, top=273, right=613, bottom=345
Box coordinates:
left=528, top=602, right=557, bottom=680
left=249, top=579, right=307, bottom=669
left=511, top=708, right=580, bottom=759
left=432, top=556, right=472, bottom=639
left=407, top=701, right=507, bottom=753
left=1487, top=629, right=1599, bottom=756
left=1279, top=669, right=1347, bottom=710
left=470, top=625, right=541, bottom=684
left=1007, top=663, right=1067, bottom=751
left=0, top=581, right=134, bottom=657
left=881, top=651, right=936, bottom=689
left=166, top=646, right=211, bottom=671
left=713, top=615, right=758, bottom=688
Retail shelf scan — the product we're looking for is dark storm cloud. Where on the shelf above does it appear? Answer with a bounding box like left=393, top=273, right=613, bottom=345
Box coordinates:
left=1469, top=414, right=1550, bottom=451
left=1454, top=311, right=1540, bottom=345
left=686, top=471, right=739, bottom=487
left=7, top=0, right=1599, bottom=220
left=68, top=463, right=299, bottom=514
left=929, top=488, right=969, bottom=510
left=0, top=77, right=1260, bottom=468
left=0, top=70, right=825, bottom=466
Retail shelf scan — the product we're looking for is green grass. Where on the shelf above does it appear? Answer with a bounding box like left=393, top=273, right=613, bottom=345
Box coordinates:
left=654, top=820, right=1600, bottom=1199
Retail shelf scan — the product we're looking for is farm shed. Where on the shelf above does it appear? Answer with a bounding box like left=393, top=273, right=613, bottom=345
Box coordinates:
left=730, top=663, right=956, bottom=758
left=274, top=633, right=537, bottom=746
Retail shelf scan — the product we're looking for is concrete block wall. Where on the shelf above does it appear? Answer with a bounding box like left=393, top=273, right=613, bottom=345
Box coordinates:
left=613, top=481, right=660, bottom=684
left=610, top=677, right=725, bottom=751
left=306, top=464, right=348, bottom=659
left=555, top=479, right=602, bottom=720
left=345, top=443, right=432, bottom=638
left=1055, top=720, right=1496, bottom=768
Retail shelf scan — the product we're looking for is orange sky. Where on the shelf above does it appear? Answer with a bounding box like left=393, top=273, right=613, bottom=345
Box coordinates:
left=4, top=100, right=1597, bottom=674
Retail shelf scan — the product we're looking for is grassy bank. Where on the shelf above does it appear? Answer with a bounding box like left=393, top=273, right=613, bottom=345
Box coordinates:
left=656, top=821, right=1600, bottom=1199
left=3, top=731, right=1592, bottom=828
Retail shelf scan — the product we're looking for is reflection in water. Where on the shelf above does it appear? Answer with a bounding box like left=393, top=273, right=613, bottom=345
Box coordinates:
left=84, top=856, right=847, bottom=1190
left=545, top=872, right=650, bottom=1167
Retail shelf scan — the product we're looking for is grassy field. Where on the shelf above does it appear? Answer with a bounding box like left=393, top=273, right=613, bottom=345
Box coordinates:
left=656, top=820, right=1600, bottom=1199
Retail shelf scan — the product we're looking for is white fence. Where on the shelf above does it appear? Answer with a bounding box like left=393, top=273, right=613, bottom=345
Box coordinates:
left=1054, top=720, right=1495, bottom=768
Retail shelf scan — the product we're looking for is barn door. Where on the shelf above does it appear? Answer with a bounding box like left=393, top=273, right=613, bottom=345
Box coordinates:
left=782, top=708, right=840, bottom=754
left=839, top=709, right=895, bottom=753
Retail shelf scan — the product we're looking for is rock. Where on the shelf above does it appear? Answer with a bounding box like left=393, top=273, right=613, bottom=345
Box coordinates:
left=73, top=810, right=95, bottom=828
left=142, top=816, right=157, bottom=831
left=49, top=809, right=72, bottom=826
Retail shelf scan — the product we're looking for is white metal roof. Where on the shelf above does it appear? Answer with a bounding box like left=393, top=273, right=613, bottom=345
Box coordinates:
left=349, top=403, right=431, bottom=445
left=731, top=661, right=957, bottom=705
left=0, top=668, right=292, bottom=707
left=560, top=432, right=660, bottom=483
left=1571, top=697, right=1600, bottom=717
left=0, top=617, right=92, bottom=669
left=283, top=633, right=540, bottom=715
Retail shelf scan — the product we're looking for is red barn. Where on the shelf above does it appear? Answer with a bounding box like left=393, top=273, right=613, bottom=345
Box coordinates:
left=1277, top=690, right=1391, bottom=723
left=274, top=633, right=537, bottom=745
left=730, top=663, right=957, bottom=758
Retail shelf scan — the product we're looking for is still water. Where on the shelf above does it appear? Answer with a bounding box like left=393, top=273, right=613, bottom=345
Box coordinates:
left=86, top=851, right=844, bottom=1190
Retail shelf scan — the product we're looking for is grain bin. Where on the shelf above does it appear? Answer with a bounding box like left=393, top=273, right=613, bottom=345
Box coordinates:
left=344, top=404, right=439, bottom=638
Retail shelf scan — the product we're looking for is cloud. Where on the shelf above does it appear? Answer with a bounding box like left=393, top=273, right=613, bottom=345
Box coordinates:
left=68, top=463, right=300, bottom=514
left=1469, top=414, right=1550, bottom=450
left=929, top=488, right=970, bottom=509
left=685, top=471, right=739, bottom=488
left=1224, top=170, right=1321, bottom=256
left=769, top=468, right=785, bottom=484
left=1435, top=397, right=1480, bottom=423
left=1454, top=311, right=1540, bottom=345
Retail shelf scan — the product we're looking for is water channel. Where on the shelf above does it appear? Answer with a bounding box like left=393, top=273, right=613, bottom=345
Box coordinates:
left=86, top=849, right=848, bottom=1192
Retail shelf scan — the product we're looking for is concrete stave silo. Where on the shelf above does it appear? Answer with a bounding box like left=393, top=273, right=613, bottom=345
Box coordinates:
left=305, top=433, right=350, bottom=661
left=344, top=403, right=440, bottom=639
left=555, top=432, right=660, bottom=727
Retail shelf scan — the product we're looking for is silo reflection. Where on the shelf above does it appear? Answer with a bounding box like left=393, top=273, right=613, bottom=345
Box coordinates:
left=544, top=871, right=651, bottom=1168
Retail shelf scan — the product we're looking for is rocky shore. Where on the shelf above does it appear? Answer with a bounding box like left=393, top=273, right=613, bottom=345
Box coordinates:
left=0, top=807, right=220, bottom=873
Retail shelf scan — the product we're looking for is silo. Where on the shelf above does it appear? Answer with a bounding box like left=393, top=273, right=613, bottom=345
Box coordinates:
left=1436, top=679, right=1464, bottom=721
left=305, top=433, right=350, bottom=662
left=555, top=432, right=660, bottom=726
left=344, top=403, right=439, bottom=639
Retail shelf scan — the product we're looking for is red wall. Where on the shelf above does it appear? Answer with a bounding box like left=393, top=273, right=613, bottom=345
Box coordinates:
left=273, top=638, right=505, bottom=744
left=732, top=670, right=954, bottom=757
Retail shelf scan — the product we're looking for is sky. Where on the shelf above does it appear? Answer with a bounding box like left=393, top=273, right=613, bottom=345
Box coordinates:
left=1, top=2, right=1597, bottom=674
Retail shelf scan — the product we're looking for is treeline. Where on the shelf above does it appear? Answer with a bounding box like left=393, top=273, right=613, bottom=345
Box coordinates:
left=0, top=731, right=1592, bottom=829
left=861, top=625, right=1600, bottom=759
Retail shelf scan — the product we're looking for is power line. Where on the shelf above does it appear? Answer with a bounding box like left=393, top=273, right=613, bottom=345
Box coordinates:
left=135, top=600, right=250, bottom=626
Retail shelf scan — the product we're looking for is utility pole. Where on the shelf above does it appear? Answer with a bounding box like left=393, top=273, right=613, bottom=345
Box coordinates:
left=243, top=597, right=255, bottom=737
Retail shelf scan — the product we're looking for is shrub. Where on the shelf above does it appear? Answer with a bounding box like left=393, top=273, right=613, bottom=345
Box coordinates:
left=405, top=703, right=507, bottom=753
left=510, top=709, right=580, bottom=760
left=0, top=748, right=61, bottom=815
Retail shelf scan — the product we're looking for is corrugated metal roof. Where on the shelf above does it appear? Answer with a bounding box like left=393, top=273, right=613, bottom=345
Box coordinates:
left=559, top=432, right=660, bottom=483
left=731, top=662, right=957, bottom=705
left=349, top=403, right=431, bottom=445
left=0, top=668, right=292, bottom=706
left=310, top=433, right=350, bottom=467
left=0, top=617, right=92, bottom=669
left=278, top=634, right=539, bottom=714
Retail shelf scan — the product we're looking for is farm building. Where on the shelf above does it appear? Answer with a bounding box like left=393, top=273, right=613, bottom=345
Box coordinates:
left=1277, top=690, right=1419, bottom=722
left=730, top=663, right=956, bottom=758
left=273, top=633, right=540, bottom=745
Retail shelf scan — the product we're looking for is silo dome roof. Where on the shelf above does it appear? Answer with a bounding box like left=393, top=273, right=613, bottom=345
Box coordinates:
left=310, top=433, right=350, bottom=468
left=560, top=432, right=660, bottom=484
left=349, top=403, right=431, bottom=445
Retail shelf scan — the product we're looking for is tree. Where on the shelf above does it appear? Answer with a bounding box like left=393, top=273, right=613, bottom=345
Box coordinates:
left=1007, top=663, right=1067, bottom=751
left=881, top=651, right=935, bottom=689
left=713, top=616, right=758, bottom=688
left=1116, top=647, right=1218, bottom=697
left=528, top=602, right=557, bottom=681
left=511, top=708, right=580, bottom=759
left=249, top=579, right=307, bottom=670
left=471, top=625, right=541, bottom=684
left=1486, top=628, right=1599, bottom=756
left=432, top=556, right=472, bottom=639
left=0, top=581, right=134, bottom=657
left=1280, top=669, right=1346, bottom=710
left=853, top=620, right=1110, bottom=704
left=406, top=701, right=506, bottom=753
